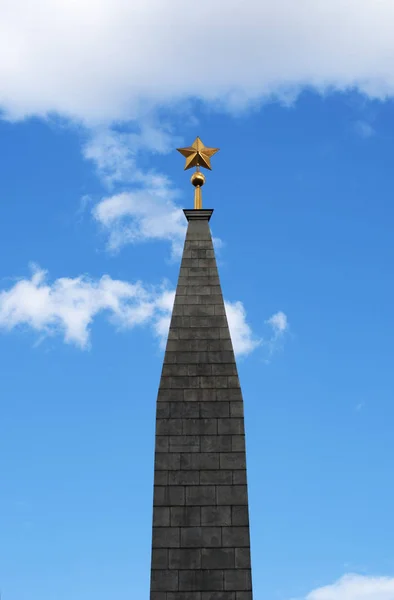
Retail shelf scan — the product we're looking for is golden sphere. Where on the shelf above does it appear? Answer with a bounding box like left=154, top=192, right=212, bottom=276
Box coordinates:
left=191, top=171, right=206, bottom=187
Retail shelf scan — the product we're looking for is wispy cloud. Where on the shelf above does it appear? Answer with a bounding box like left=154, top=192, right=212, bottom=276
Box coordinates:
left=297, top=573, right=394, bottom=600
left=267, top=310, right=288, bottom=336
left=83, top=126, right=180, bottom=188
left=92, top=189, right=186, bottom=257
left=353, top=120, right=375, bottom=139
left=263, top=310, right=289, bottom=358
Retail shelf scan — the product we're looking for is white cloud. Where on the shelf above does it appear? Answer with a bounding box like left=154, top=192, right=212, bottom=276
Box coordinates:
left=0, top=265, right=172, bottom=349
left=1, top=0, right=394, bottom=124
left=262, top=310, right=289, bottom=359
left=92, top=189, right=186, bottom=257
left=300, top=574, right=394, bottom=600
left=267, top=310, right=289, bottom=336
left=224, top=300, right=262, bottom=357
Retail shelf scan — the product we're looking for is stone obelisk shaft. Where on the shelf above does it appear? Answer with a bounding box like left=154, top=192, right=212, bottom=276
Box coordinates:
left=150, top=209, right=253, bottom=599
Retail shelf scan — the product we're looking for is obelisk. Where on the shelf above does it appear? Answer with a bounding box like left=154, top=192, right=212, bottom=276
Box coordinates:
left=150, top=137, right=253, bottom=599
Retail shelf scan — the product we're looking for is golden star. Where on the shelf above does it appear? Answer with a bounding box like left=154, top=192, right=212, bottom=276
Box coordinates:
left=177, top=136, right=219, bottom=171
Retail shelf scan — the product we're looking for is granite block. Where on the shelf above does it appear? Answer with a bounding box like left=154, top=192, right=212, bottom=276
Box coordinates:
left=224, top=570, right=252, bottom=591
left=152, top=527, right=180, bottom=548
left=154, top=471, right=168, bottom=486
left=201, top=506, right=232, bottom=526
left=200, top=402, right=230, bottom=418
left=171, top=507, right=201, bottom=527
left=151, top=593, right=167, bottom=600
left=212, top=364, right=238, bottom=376
left=151, top=569, right=179, bottom=591
left=229, top=403, right=244, bottom=418
left=235, top=548, right=251, bottom=569
left=170, top=402, right=200, bottom=418
left=155, top=436, right=169, bottom=453
left=188, top=364, right=212, bottom=376
left=179, top=328, right=221, bottom=341
left=190, top=316, right=227, bottom=328
left=207, top=352, right=235, bottom=364
left=162, top=363, right=189, bottom=377
left=219, top=453, right=246, bottom=470
left=222, top=527, right=250, bottom=548
left=176, top=353, right=208, bottom=365
left=168, top=471, right=200, bottom=486
left=179, top=570, right=224, bottom=591
left=216, top=389, right=243, bottom=402
left=235, top=592, right=252, bottom=600
left=153, top=507, right=171, bottom=527
left=202, top=548, right=235, bottom=569
left=158, top=389, right=184, bottom=402
left=231, top=507, right=249, bottom=527
left=198, top=259, right=217, bottom=268
left=181, top=527, right=221, bottom=547
left=163, top=351, right=176, bottom=363
left=151, top=548, right=168, bottom=569
left=169, top=376, right=200, bottom=389
left=200, top=376, right=228, bottom=389
left=155, top=453, right=181, bottom=470
left=156, top=419, right=183, bottom=436
left=170, top=435, right=201, bottom=453
left=156, top=403, right=170, bottom=418
left=186, top=485, right=216, bottom=506
left=201, top=436, right=232, bottom=453
left=175, top=295, right=199, bottom=305
left=181, top=453, right=220, bottom=470
left=169, top=548, right=202, bottom=570
left=218, top=419, right=244, bottom=436
left=217, top=486, right=248, bottom=506
left=231, top=436, right=246, bottom=452
left=154, top=486, right=185, bottom=507
left=208, top=339, right=234, bottom=351
left=233, top=471, right=247, bottom=485
left=200, top=470, right=233, bottom=485
left=184, top=389, right=217, bottom=402
left=183, top=305, right=215, bottom=317
left=182, top=418, right=218, bottom=435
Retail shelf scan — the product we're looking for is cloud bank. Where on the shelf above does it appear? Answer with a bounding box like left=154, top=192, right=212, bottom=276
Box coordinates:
left=301, top=574, right=394, bottom=600
left=0, top=266, right=284, bottom=356
left=1, top=0, right=394, bottom=124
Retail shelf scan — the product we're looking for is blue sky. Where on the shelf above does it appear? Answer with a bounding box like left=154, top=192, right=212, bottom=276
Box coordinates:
left=1, top=2, right=394, bottom=599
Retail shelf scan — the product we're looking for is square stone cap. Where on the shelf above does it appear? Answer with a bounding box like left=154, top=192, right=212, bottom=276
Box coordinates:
left=184, top=209, right=214, bottom=221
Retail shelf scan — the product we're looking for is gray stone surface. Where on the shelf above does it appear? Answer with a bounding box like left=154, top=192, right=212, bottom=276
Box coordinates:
left=150, top=210, right=253, bottom=597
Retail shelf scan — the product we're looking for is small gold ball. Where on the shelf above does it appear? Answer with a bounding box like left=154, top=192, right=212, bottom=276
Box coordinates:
left=191, top=171, right=206, bottom=187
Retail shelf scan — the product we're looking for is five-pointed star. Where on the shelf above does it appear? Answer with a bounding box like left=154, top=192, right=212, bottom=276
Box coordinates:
left=177, top=136, right=219, bottom=171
